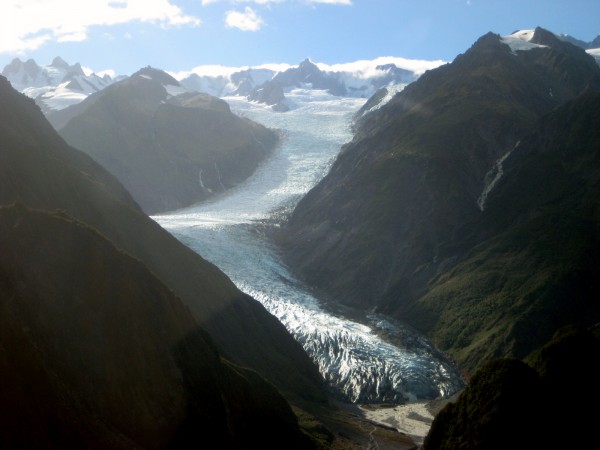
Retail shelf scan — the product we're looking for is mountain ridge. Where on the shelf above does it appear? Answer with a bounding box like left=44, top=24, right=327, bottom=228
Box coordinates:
left=53, top=67, right=279, bottom=214
left=278, top=27, right=600, bottom=373
left=0, top=73, right=325, bottom=412
left=2, top=55, right=445, bottom=115
left=4, top=32, right=595, bottom=115
left=0, top=202, right=312, bottom=448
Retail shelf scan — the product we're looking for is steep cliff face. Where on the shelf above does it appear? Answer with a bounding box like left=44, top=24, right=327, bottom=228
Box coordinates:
left=53, top=67, right=278, bottom=214
left=280, top=28, right=600, bottom=371
left=0, top=74, right=324, bottom=410
left=0, top=204, right=311, bottom=449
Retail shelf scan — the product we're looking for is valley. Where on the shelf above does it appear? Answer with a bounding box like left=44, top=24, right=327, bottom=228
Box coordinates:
left=2, top=18, right=600, bottom=449
left=153, top=90, right=465, bottom=406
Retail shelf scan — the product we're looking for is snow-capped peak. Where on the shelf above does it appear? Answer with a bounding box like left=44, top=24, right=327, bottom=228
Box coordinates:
left=174, top=56, right=446, bottom=100
left=50, top=56, right=71, bottom=69
left=2, top=56, right=118, bottom=112
left=131, top=66, right=190, bottom=98
left=501, top=29, right=547, bottom=53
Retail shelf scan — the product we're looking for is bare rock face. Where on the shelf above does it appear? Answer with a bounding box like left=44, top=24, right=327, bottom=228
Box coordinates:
left=248, top=80, right=287, bottom=108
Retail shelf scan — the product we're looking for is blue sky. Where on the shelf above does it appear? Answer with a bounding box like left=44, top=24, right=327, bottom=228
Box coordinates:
left=1, top=0, right=599, bottom=76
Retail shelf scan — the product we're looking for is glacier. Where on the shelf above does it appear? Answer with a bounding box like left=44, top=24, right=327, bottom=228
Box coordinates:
left=154, top=90, right=464, bottom=404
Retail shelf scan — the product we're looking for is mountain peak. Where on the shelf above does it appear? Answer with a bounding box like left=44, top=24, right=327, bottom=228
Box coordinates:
left=503, top=27, right=582, bottom=52
left=133, top=66, right=180, bottom=86
left=300, top=57, right=316, bottom=67
left=1, top=58, right=23, bottom=77
left=529, top=26, right=563, bottom=46
left=1, top=57, right=117, bottom=112
left=50, top=56, right=70, bottom=69
left=1, top=57, right=42, bottom=79
left=298, top=58, right=320, bottom=74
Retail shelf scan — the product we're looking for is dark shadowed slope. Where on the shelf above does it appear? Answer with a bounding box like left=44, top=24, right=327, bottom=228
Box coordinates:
left=0, top=203, right=313, bottom=449
left=423, top=326, right=600, bottom=449
left=401, top=91, right=600, bottom=371
left=0, top=74, right=324, bottom=408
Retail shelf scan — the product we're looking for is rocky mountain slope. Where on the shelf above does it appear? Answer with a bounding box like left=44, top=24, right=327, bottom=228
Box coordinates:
left=279, top=27, right=600, bottom=373
left=0, top=203, right=311, bottom=449
left=52, top=67, right=278, bottom=214
left=402, top=91, right=600, bottom=369
left=0, top=73, right=324, bottom=417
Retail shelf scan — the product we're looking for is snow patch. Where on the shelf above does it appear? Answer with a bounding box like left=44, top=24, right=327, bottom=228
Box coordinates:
left=587, top=48, right=600, bottom=65
left=315, top=56, right=445, bottom=78
left=477, top=141, right=520, bottom=211
left=164, top=84, right=188, bottom=98
left=511, top=29, right=536, bottom=42
left=501, top=30, right=547, bottom=53
left=364, top=84, right=407, bottom=115
left=40, top=83, right=88, bottom=110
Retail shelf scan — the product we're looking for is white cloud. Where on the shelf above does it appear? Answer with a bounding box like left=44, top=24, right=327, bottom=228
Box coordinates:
left=225, top=7, right=264, bottom=31
left=202, top=0, right=347, bottom=5
left=0, top=0, right=201, bottom=54
left=96, top=68, right=118, bottom=78
left=202, top=0, right=282, bottom=4
left=169, top=61, right=292, bottom=79
left=57, top=31, right=88, bottom=43
left=316, top=56, right=446, bottom=77
left=306, top=0, right=352, bottom=4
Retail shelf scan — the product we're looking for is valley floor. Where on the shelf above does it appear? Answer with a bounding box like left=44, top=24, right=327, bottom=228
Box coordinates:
left=326, top=392, right=462, bottom=449
left=358, top=402, right=433, bottom=447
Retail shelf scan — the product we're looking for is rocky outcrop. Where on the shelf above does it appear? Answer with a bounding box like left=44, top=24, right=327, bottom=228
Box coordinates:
left=272, top=58, right=347, bottom=96
left=247, top=80, right=289, bottom=111
left=246, top=58, right=345, bottom=111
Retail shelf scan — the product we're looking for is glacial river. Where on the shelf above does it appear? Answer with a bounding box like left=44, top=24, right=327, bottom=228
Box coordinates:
left=154, top=89, right=464, bottom=404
